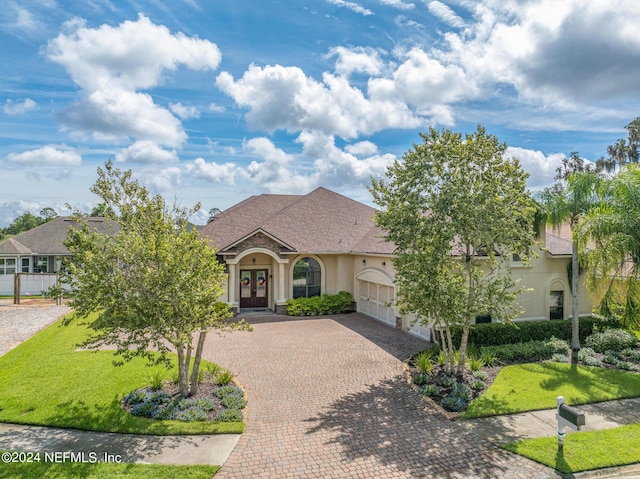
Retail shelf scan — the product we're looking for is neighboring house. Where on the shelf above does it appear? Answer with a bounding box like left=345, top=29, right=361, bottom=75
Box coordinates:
left=199, top=187, right=592, bottom=342
left=0, top=217, right=113, bottom=296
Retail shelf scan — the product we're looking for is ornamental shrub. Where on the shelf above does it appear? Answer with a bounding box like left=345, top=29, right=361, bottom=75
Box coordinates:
left=419, top=384, right=441, bottom=397
left=441, top=396, right=467, bottom=412
left=221, top=394, right=247, bottom=409
left=585, top=329, right=638, bottom=353
left=214, top=385, right=243, bottom=399
left=175, top=406, right=208, bottom=422
left=216, top=409, right=244, bottom=422
left=469, top=379, right=486, bottom=391
left=472, top=370, right=489, bottom=381
left=413, top=373, right=428, bottom=386
left=286, top=291, right=353, bottom=316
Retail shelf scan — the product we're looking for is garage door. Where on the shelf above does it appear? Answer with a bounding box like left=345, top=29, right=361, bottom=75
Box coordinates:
left=358, top=280, right=395, bottom=326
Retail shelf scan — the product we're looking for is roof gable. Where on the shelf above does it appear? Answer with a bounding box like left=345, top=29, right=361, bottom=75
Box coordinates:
left=0, top=217, right=116, bottom=256
left=200, top=187, right=393, bottom=254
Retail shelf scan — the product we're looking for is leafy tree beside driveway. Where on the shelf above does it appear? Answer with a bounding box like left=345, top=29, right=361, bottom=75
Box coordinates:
left=59, top=161, right=251, bottom=397
left=371, top=126, right=536, bottom=377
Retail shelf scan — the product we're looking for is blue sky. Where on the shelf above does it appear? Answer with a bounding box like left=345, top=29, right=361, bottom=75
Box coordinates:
left=1, top=0, right=639, bottom=226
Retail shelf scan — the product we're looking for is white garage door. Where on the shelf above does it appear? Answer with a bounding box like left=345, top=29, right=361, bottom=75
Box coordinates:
left=358, top=280, right=395, bottom=326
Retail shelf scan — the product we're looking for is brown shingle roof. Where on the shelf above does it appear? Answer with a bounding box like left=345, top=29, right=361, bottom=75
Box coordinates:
left=200, top=187, right=576, bottom=257
left=0, top=238, right=32, bottom=255
left=200, top=187, right=393, bottom=255
left=545, top=223, right=573, bottom=256
left=0, top=217, right=116, bottom=256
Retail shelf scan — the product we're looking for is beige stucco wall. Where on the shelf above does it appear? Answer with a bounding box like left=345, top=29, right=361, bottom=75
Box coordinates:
left=220, top=238, right=593, bottom=335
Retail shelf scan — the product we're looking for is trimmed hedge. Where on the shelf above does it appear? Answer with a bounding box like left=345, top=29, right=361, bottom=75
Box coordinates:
left=480, top=340, right=560, bottom=364
left=450, top=316, right=620, bottom=348
left=286, top=291, right=354, bottom=316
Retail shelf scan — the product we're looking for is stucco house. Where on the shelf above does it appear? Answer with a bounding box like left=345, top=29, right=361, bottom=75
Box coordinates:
left=0, top=217, right=113, bottom=296
left=199, top=187, right=592, bottom=342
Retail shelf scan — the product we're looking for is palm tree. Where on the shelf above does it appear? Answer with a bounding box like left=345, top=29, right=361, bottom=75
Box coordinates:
left=540, top=170, right=601, bottom=361
left=578, top=164, right=640, bottom=329
left=607, top=138, right=630, bottom=172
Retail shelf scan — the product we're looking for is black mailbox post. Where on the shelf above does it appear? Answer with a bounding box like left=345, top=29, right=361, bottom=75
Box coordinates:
left=556, top=396, right=586, bottom=450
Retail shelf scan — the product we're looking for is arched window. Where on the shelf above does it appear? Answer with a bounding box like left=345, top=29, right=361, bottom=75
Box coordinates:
left=293, top=257, right=321, bottom=298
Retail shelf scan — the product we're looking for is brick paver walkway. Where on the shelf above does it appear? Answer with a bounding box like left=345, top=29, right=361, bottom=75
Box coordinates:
left=203, top=313, right=554, bottom=478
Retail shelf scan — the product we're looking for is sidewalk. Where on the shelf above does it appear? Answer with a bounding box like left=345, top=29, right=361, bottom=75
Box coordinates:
left=461, top=396, right=640, bottom=444
left=0, top=423, right=240, bottom=466
left=461, top=397, right=640, bottom=479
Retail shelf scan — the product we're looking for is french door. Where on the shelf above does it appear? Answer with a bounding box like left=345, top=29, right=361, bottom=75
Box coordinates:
left=240, top=269, right=268, bottom=308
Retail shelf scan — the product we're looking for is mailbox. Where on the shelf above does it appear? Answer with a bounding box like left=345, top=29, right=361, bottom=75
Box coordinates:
left=558, top=403, right=585, bottom=428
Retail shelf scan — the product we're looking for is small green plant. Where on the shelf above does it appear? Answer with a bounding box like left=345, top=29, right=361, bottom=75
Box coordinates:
left=602, top=353, right=620, bottom=365
left=551, top=353, right=569, bottom=363
left=467, top=357, right=484, bottom=372
left=419, top=384, right=441, bottom=397
left=546, top=337, right=570, bottom=354
left=439, top=376, right=455, bottom=388
left=449, top=382, right=472, bottom=402
left=472, top=370, right=490, bottom=382
left=480, top=350, right=499, bottom=367
left=414, top=351, right=434, bottom=373
left=213, top=385, right=243, bottom=399
left=469, top=379, right=486, bottom=391
left=216, top=409, right=244, bottom=422
left=618, top=361, right=638, bottom=371
left=221, top=394, right=247, bottom=409
left=204, top=362, right=223, bottom=379
left=440, top=396, right=467, bottom=412
left=413, top=373, right=428, bottom=386
left=146, top=371, right=165, bottom=391
left=620, top=348, right=640, bottom=362
left=216, top=370, right=235, bottom=386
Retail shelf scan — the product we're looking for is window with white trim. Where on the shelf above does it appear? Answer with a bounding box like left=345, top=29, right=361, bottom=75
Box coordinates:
left=292, top=257, right=321, bottom=298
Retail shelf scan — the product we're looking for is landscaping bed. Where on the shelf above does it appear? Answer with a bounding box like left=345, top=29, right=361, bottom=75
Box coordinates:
left=405, top=328, right=640, bottom=419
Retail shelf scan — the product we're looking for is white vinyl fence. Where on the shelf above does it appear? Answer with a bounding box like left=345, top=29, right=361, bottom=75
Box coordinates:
left=0, top=273, right=62, bottom=300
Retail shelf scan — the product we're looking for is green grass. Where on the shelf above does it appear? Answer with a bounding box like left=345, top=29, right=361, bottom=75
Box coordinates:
left=502, top=423, right=640, bottom=473
left=463, top=362, right=640, bottom=419
left=0, top=461, right=219, bottom=479
left=0, top=315, right=243, bottom=434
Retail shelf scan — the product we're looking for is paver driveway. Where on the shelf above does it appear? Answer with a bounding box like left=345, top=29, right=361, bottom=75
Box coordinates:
left=203, top=313, right=553, bottom=478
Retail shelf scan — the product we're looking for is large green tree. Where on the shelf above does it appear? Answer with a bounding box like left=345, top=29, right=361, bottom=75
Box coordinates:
left=578, top=164, right=640, bottom=329
left=0, top=208, right=59, bottom=239
left=371, top=126, right=536, bottom=376
left=539, top=167, right=601, bottom=360
left=60, top=161, right=250, bottom=397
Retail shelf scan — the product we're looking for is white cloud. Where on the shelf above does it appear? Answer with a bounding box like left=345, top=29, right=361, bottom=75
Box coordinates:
left=7, top=144, right=82, bottom=166
left=441, top=0, right=640, bottom=104
left=380, top=0, right=415, bottom=10
left=115, top=141, right=178, bottom=164
left=297, top=131, right=395, bottom=186
left=345, top=141, right=378, bottom=156
left=328, top=46, right=384, bottom=77
left=186, top=157, right=239, bottom=184
left=0, top=201, right=67, bottom=227
left=208, top=103, right=225, bottom=113
left=427, top=1, right=466, bottom=28
left=326, top=0, right=373, bottom=16
left=46, top=14, right=221, bottom=146
left=3, top=98, right=37, bottom=115
left=505, top=146, right=569, bottom=189
left=60, top=87, right=187, bottom=147
left=144, top=166, right=181, bottom=192
left=217, top=63, right=421, bottom=139
left=368, top=47, right=477, bottom=124
left=169, top=102, right=200, bottom=120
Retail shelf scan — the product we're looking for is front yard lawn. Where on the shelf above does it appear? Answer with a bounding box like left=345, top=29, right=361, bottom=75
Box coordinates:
left=463, top=362, right=640, bottom=419
left=0, top=461, right=219, bottom=479
left=502, top=423, right=640, bottom=473
left=0, top=315, right=243, bottom=435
